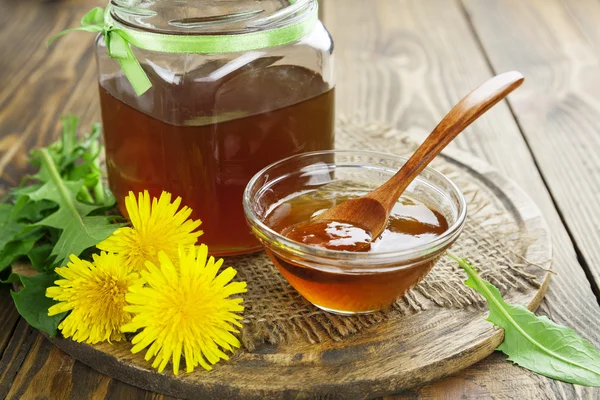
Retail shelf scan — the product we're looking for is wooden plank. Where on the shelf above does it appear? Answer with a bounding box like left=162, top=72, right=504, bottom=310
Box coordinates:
left=0, top=320, right=39, bottom=399
left=556, top=0, right=600, bottom=292
left=561, top=0, right=600, bottom=55
left=322, top=0, right=600, bottom=397
left=0, top=0, right=101, bottom=194
left=3, top=333, right=177, bottom=400
left=0, top=287, right=20, bottom=398
left=389, top=353, right=584, bottom=400
left=0, top=288, right=19, bottom=359
left=461, top=0, right=600, bottom=296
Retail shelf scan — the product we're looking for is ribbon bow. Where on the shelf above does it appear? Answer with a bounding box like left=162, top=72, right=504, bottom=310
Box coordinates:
left=48, top=4, right=319, bottom=97
left=48, top=7, right=152, bottom=96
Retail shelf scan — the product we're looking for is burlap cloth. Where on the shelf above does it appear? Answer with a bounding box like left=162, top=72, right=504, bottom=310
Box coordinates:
left=230, top=119, right=544, bottom=350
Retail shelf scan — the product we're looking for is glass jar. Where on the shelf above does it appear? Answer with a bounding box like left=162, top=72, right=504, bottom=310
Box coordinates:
left=95, top=0, right=335, bottom=256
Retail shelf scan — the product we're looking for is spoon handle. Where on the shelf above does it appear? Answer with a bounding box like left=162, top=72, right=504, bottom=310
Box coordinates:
left=369, top=71, right=524, bottom=210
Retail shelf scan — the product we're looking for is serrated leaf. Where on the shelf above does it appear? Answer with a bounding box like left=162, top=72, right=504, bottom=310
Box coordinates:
left=29, top=180, right=102, bottom=225
left=10, top=183, right=43, bottom=197
left=0, top=204, right=10, bottom=218
left=449, top=254, right=600, bottom=386
left=69, top=163, right=98, bottom=184
left=1, top=273, right=22, bottom=284
left=0, top=204, right=24, bottom=247
left=10, top=196, right=56, bottom=223
left=98, top=187, right=117, bottom=209
left=0, top=230, right=45, bottom=272
left=10, top=272, right=66, bottom=336
left=50, top=215, right=120, bottom=266
left=0, top=196, right=53, bottom=272
left=27, top=244, right=54, bottom=272
left=28, top=149, right=121, bottom=266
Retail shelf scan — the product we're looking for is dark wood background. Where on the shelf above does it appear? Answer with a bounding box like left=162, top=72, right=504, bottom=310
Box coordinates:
left=1, top=0, right=600, bottom=398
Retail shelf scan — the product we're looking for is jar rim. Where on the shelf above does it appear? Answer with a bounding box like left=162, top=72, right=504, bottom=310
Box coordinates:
left=110, top=0, right=317, bottom=36
left=243, top=150, right=468, bottom=273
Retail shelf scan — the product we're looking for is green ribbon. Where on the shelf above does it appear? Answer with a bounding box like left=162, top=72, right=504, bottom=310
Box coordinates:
left=47, top=5, right=319, bottom=96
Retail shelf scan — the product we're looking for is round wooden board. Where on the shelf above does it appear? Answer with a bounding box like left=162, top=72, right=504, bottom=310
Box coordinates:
left=34, top=148, right=552, bottom=399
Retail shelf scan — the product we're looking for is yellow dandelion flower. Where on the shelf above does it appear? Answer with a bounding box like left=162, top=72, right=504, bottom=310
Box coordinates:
left=97, top=191, right=203, bottom=272
left=46, top=252, right=139, bottom=344
left=122, top=245, right=247, bottom=375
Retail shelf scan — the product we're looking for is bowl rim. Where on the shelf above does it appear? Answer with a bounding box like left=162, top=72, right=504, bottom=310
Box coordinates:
left=243, top=149, right=468, bottom=271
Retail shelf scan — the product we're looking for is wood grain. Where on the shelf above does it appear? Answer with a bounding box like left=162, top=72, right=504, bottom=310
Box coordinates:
left=0, top=288, right=21, bottom=398
left=461, top=0, right=600, bottom=297
left=389, top=353, right=588, bottom=400
left=0, top=320, right=39, bottom=399
left=3, top=332, right=177, bottom=400
left=0, top=288, right=19, bottom=359
left=322, top=0, right=600, bottom=397
left=0, top=0, right=101, bottom=195
left=562, top=0, right=600, bottom=56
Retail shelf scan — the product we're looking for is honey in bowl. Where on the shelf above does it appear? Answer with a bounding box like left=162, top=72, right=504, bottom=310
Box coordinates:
left=244, top=150, right=466, bottom=315
left=263, top=183, right=450, bottom=313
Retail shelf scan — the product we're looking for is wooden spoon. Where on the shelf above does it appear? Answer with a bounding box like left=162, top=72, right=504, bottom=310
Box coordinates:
left=285, top=71, right=524, bottom=248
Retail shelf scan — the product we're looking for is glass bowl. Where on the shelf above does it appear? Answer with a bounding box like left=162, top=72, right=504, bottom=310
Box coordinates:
left=243, top=150, right=467, bottom=314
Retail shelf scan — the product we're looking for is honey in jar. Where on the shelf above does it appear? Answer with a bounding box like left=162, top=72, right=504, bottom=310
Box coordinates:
left=100, top=66, right=334, bottom=255
left=95, top=0, right=335, bottom=255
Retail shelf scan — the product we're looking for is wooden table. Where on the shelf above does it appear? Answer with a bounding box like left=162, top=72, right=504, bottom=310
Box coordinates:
left=1, top=0, right=600, bottom=398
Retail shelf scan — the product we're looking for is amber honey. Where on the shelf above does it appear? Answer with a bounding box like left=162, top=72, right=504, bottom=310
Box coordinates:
left=264, top=187, right=449, bottom=313
left=99, top=66, right=334, bottom=255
